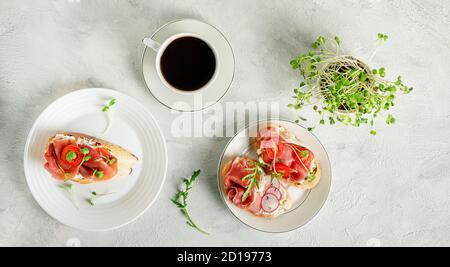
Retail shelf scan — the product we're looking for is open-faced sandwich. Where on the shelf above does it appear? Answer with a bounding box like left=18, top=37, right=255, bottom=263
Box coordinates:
left=44, top=132, right=138, bottom=184
left=255, top=124, right=320, bottom=189
left=221, top=124, right=321, bottom=218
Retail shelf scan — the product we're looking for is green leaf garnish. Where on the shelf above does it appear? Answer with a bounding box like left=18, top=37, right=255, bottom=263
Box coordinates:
left=171, top=170, right=209, bottom=235
left=102, top=99, right=116, bottom=112
left=80, top=147, right=89, bottom=155
left=377, top=33, right=389, bottom=41
left=93, top=170, right=104, bottom=179
left=300, top=150, right=309, bottom=158
left=306, top=168, right=317, bottom=183
left=386, top=114, right=396, bottom=125
left=65, top=151, right=77, bottom=162
left=334, top=36, right=341, bottom=46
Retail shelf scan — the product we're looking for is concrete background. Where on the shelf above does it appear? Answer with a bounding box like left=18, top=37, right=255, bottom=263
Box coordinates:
left=0, top=0, right=449, bottom=246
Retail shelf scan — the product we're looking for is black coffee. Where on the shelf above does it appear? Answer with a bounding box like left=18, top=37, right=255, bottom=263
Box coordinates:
left=160, top=37, right=216, bottom=91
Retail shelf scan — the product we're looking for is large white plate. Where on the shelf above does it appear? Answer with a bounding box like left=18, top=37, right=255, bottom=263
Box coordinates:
left=218, top=120, right=332, bottom=233
left=24, top=88, right=168, bottom=231
left=142, top=19, right=235, bottom=112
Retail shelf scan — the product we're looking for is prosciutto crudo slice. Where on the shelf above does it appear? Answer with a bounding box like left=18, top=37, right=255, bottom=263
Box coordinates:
left=222, top=157, right=262, bottom=215
left=43, top=133, right=137, bottom=184
left=222, top=156, right=290, bottom=217
left=256, top=125, right=319, bottom=187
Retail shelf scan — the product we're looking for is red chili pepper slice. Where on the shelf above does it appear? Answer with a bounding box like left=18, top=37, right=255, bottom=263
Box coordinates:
left=61, top=145, right=83, bottom=167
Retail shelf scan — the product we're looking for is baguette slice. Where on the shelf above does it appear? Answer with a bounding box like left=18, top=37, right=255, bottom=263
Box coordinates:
left=45, top=132, right=138, bottom=184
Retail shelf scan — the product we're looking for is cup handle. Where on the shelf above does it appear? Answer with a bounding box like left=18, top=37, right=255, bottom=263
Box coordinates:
left=142, top=37, right=161, bottom=52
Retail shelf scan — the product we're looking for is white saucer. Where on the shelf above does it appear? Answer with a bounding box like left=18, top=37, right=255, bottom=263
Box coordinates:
left=142, top=19, right=235, bottom=112
left=217, top=120, right=332, bottom=233
left=24, top=88, right=168, bottom=231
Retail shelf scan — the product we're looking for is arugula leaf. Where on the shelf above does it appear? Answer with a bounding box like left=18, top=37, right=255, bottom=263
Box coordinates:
left=241, top=162, right=264, bottom=203
left=171, top=170, right=209, bottom=235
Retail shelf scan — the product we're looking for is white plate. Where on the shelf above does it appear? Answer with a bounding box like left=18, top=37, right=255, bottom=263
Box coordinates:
left=142, top=19, right=235, bottom=112
left=24, top=88, right=168, bottom=231
left=217, top=120, right=332, bottom=233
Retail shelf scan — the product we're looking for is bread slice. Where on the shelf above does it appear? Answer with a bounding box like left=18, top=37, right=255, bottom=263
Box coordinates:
left=46, top=132, right=138, bottom=184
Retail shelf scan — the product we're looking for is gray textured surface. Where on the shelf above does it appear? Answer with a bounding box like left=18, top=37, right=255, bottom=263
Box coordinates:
left=1, top=0, right=450, bottom=247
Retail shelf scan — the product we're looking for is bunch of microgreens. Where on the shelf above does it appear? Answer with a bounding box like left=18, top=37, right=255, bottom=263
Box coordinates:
left=289, top=33, right=412, bottom=135
left=172, top=170, right=209, bottom=235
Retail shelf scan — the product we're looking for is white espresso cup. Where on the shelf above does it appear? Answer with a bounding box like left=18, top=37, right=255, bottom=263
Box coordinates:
left=143, top=33, right=219, bottom=95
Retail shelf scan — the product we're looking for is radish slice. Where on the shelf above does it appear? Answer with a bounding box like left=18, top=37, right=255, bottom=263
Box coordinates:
left=261, top=193, right=280, bottom=213
left=265, top=186, right=282, bottom=200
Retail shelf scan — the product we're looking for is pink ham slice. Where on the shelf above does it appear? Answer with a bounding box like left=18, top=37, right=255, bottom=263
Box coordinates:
left=44, top=143, right=66, bottom=180
left=276, top=143, right=314, bottom=183
left=223, top=157, right=262, bottom=215
left=81, top=147, right=118, bottom=180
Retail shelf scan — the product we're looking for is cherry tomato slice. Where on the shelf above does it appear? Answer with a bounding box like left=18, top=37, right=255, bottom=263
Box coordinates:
left=61, top=145, right=83, bottom=167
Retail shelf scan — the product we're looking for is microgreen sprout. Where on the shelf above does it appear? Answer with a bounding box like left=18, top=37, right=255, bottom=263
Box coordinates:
left=269, top=172, right=283, bottom=185
left=77, top=147, right=91, bottom=166
left=102, top=99, right=116, bottom=112
left=306, top=168, right=317, bottom=183
left=102, top=99, right=116, bottom=134
left=87, top=191, right=116, bottom=206
left=65, top=151, right=77, bottom=162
